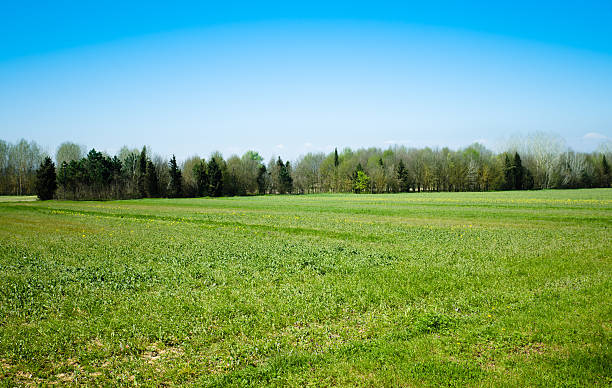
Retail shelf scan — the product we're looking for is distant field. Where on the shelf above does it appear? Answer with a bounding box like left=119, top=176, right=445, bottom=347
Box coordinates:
left=0, top=195, right=37, bottom=202
left=0, top=190, right=610, bottom=386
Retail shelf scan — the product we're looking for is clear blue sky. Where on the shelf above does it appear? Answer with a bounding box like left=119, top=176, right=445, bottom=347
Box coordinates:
left=1, top=1, right=611, bottom=161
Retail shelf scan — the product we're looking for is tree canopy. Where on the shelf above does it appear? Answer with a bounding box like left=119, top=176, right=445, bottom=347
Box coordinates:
left=10, top=134, right=610, bottom=200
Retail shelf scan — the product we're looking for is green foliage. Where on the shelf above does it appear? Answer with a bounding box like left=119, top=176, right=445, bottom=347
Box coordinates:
left=207, top=157, right=223, bottom=197
left=396, top=159, right=410, bottom=192
left=352, top=170, right=370, bottom=193
left=513, top=152, right=524, bottom=190
left=601, top=155, right=611, bottom=187
left=276, top=157, right=293, bottom=194
left=34, top=157, right=57, bottom=200
left=138, top=147, right=147, bottom=197
left=257, top=165, right=268, bottom=195
left=168, top=155, right=182, bottom=198
left=503, top=152, right=527, bottom=190
left=244, top=150, right=264, bottom=163
left=4, top=137, right=612, bottom=198
left=192, top=160, right=209, bottom=197
left=145, top=160, right=159, bottom=198
left=55, top=142, right=85, bottom=166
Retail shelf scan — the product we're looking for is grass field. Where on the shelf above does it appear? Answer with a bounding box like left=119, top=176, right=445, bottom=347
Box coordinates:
left=0, top=196, right=37, bottom=203
left=0, top=190, right=610, bottom=386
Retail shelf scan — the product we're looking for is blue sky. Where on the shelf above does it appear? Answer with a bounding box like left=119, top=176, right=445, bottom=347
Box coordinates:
left=1, top=1, right=611, bottom=160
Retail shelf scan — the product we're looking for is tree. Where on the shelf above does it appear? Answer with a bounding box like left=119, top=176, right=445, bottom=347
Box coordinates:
left=10, top=139, right=44, bottom=195
left=35, top=157, right=57, bottom=200
left=396, top=159, right=410, bottom=192
left=193, top=160, right=209, bottom=196
left=281, top=161, right=293, bottom=194
left=276, top=157, right=293, bottom=194
left=293, top=153, right=324, bottom=194
left=168, top=155, right=182, bottom=197
left=224, top=155, right=244, bottom=196
left=257, top=165, right=268, bottom=194
left=152, top=154, right=170, bottom=197
left=334, top=148, right=339, bottom=168
left=55, top=142, right=85, bottom=166
left=352, top=163, right=370, bottom=193
left=503, top=154, right=514, bottom=190
left=353, top=170, right=370, bottom=194
left=84, top=149, right=114, bottom=199
left=513, top=152, right=524, bottom=190
left=181, top=156, right=202, bottom=197
left=138, top=146, right=148, bottom=197
left=145, top=160, right=159, bottom=197
left=601, top=155, right=611, bottom=187
left=207, top=157, right=223, bottom=197
left=240, top=151, right=264, bottom=194
left=117, top=146, right=140, bottom=197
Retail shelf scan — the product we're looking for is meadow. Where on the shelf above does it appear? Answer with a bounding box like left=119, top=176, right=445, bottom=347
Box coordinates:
left=0, top=190, right=610, bottom=386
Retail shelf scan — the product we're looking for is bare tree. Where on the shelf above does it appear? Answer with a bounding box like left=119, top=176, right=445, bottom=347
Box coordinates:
left=56, top=142, right=86, bottom=166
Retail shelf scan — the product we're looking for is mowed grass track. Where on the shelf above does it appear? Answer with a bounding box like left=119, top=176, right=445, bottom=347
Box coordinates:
left=0, top=190, right=610, bottom=386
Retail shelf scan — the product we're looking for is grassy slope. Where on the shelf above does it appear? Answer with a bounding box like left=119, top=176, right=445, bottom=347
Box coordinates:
left=0, top=190, right=610, bottom=386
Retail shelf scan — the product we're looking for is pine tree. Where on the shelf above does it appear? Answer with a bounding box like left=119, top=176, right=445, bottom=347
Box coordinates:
left=513, top=152, right=524, bottom=190
left=396, top=159, right=409, bottom=192
left=35, top=156, right=57, bottom=200
left=276, top=157, right=293, bottom=194
left=207, top=157, right=223, bottom=197
left=257, top=165, right=267, bottom=195
left=138, top=146, right=147, bottom=197
left=168, top=154, right=182, bottom=198
left=602, top=155, right=611, bottom=187
left=284, top=161, right=293, bottom=194
left=145, top=160, right=158, bottom=197
left=333, top=148, right=340, bottom=192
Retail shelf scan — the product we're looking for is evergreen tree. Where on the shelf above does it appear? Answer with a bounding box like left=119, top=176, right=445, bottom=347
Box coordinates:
left=257, top=165, right=267, bottom=194
left=35, top=156, right=57, bottom=200
left=602, top=155, right=611, bottom=187
left=276, top=157, right=293, bottom=194
left=513, top=152, right=524, bottom=190
left=284, top=161, right=293, bottom=194
left=168, top=154, right=182, bottom=197
left=145, top=160, right=158, bottom=197
left=523, top=167, right=535, bottom=190
left=334, top=148, right=339, bottom=168
left=396, top=159, right=409, bottom=192
left=207, top=157, right=223, bottom=197
left=138, top=146, right=147, bottom=197
left=193, top=161, right=209, bottom=196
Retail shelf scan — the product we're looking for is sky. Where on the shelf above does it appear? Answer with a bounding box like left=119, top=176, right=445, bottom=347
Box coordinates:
left=1, top=1, right=611, bottom=161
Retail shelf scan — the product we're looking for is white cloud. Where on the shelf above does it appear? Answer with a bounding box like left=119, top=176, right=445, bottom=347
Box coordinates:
left=583, top=132, right=610, bottom=140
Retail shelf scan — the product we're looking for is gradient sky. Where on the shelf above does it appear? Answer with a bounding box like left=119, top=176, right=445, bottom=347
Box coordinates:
left=1, top=1, right=611, bottom=161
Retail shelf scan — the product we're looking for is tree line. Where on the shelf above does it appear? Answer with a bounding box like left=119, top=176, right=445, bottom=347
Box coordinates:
left=0, top=134, right=610, bottom=200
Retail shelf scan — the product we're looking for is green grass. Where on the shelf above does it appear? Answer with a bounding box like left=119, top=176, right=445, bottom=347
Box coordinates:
left=0, top=189, right=610, bottom=386
left=0, top=195, right=37, bottom=202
